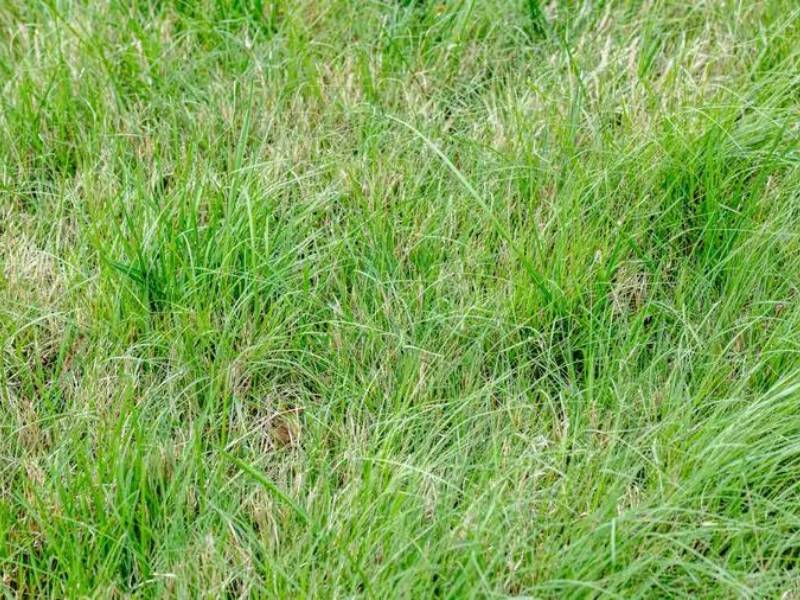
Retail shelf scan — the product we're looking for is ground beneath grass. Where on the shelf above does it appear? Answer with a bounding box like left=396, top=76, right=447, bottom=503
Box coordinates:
left=2, top=1, right=800, bottom=597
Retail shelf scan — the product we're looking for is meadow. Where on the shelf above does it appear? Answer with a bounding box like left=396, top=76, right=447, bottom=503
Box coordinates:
left=2, top=0, right=800, bottom=596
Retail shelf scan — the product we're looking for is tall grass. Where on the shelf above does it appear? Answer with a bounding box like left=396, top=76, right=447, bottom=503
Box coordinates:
left=1, top=0, right=800, bottom=596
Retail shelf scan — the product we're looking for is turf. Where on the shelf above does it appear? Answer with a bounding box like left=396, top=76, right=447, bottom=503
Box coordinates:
left=2, top=0, right=800, bottom=597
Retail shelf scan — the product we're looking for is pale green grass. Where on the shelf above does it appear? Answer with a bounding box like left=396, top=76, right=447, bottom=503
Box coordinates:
left=2, top=0, right=800, bottom=597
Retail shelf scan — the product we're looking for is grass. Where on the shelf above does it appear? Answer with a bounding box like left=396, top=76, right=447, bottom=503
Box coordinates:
left=1, top=0, right=800, bottom=596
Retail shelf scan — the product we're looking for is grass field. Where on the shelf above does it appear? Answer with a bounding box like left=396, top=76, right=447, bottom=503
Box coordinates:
left=2, top=0, right=800, bottom=596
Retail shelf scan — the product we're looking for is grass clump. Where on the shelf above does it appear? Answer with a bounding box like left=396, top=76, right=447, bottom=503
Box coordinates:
left=2, top=0, right=800, bottom=596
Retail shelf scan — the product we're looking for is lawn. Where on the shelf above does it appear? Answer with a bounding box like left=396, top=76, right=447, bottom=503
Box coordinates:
left=2, top=0, right=800, bottom=597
